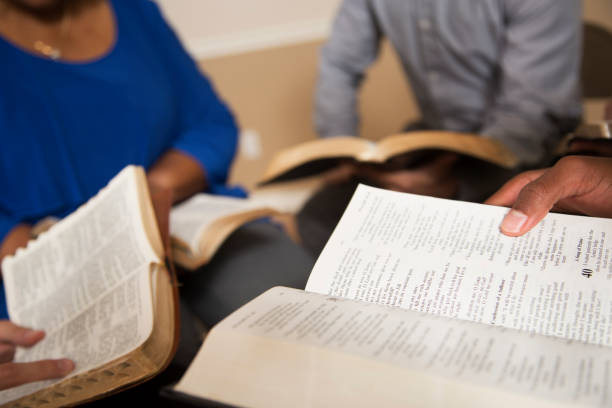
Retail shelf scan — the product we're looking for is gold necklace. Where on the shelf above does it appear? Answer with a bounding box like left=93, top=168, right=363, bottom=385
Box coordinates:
left=33, top=8, right=71, bottom=61
left=0, top=1, right=75, bottom=61
left=33, top=39, right=61, bottom=60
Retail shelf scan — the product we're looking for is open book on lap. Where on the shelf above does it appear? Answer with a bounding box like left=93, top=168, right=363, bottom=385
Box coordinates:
left=170, top=176, right=325, bottom=270
left=259, top=131, right=519, bottom=184
left=0, top=166, right=178, bottom=408
left=170, top=194, right=279, bottom=270
left=170, top=184, right=612, bottom=408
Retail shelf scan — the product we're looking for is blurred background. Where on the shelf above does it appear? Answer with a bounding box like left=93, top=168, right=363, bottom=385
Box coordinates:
left=156, top=0, right=612, bottom=189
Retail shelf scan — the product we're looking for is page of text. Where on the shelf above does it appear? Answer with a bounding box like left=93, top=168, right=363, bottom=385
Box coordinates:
left=170, top=194, right=257, bottom=251
left=218, top=287, right=612, bottom=407
left=306, top=185, right=612, bottom=346
left=0, top=166, right=157, bottom=403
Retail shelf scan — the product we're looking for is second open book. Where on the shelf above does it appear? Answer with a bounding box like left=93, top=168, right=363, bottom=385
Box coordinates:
left=259, top=131, right=519, bottom=184
left=170, top=176, right=324, bottom=269
left=0, top=166, right=178, bottom=407
left=172, top=184, right=612, bottom=408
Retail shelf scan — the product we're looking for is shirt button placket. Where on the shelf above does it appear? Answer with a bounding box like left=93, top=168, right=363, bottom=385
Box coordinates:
left=418, top=0, right=441, bottom=126
left=418, top=18, right=432, bottom=32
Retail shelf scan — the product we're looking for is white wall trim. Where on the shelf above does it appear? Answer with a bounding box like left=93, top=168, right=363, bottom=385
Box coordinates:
left=184, top=18, right=331, bottom=60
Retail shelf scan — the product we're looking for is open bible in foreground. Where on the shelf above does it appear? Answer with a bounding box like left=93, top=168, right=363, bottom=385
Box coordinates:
left=170, top=184, right=612, bottom=408
left=0, top=166, right=178, bottom=407
left=259, top=131, right=519, bottom=184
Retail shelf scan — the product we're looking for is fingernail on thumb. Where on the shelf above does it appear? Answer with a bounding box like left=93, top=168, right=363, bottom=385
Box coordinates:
left=22, top=329, right=44, bottom=343
left=501, top=210, right=528, bottom=234
left=57, top=359, right=75, bottom=374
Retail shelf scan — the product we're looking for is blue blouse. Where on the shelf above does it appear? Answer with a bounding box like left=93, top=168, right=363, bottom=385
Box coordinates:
left=0, top=0, right=242, bottom=317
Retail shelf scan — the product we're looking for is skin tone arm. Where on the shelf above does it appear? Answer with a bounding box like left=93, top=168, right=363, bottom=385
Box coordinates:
left=485, top=155, right=612, bottom=237
left=147, top=149, right=207, bottom=205
left=146, top=149, right=207, bottom=253
left=0, top=321, right=74, bottom=390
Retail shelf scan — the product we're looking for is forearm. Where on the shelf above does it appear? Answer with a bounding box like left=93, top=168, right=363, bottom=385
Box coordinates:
left=147, top=149, right=207, bottom=204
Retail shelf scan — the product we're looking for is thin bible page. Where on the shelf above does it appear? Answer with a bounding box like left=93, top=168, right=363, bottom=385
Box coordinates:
left=0, top=166, right=158, bottom=403
left=306, top=184, right=612, bottom=346
left=180, top=287, right=612, bottom=407
left=170, top=194, right=258, bottom=251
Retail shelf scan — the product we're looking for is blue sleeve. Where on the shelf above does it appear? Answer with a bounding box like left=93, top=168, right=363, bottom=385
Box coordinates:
left=0, top=283, right=8, bottom=320
left=137, top=0, right=239, bottom=189
left=0, top=213, right=12, bottom=319
left=0, top=212, right=19, bottom=249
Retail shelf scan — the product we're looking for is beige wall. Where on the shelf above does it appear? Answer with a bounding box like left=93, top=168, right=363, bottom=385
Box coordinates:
left=157, top=0, right=612, bottom=59
left=156, top=0, right=342, bottom=58
left=584, top=0, right=612, bottom=28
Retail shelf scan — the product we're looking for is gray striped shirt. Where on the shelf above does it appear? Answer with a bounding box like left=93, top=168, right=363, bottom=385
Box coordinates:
left=316, top=0, right=583, bottom=165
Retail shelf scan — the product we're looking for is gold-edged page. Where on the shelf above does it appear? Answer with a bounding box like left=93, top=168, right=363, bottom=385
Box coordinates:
left=170, top=193, right=262, bottom=254
left=377, top=132, right=519, bottom=168
left=306, top=184, right=612, bottom=346
left=0, top=166, right=159, bottom=404
left=260, top=137, right=373, bottom=182
left=177, top=287, right=611, bottom=407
